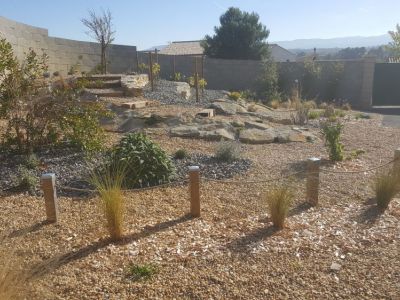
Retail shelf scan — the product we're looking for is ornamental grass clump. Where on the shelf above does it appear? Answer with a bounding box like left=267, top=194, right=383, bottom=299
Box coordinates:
left=91, top=165, right=126, bottom=241
left=373, top=170, right=400, bottom=211
left=321, top=121, right=344, bottom=161
left=265, top=186, right=293, bottom=229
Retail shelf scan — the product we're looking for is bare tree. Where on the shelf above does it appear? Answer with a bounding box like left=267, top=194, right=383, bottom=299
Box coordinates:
left=81, top=9, right=115, bottom=74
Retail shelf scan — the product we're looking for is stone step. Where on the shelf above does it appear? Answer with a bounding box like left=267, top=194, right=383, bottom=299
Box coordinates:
left=82, top=74, right=122, bottom=81
left=85, top=80, right=121, bottom=89
left=85, top=88, right=124, bottom=98
left=121, top=101, right=150, bottom=109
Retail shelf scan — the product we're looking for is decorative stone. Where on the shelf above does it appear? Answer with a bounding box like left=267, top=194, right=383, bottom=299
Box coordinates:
left=244, top=121, right=270, bottom=130
left=121, top=74, right=149, bottom=97
left=170, top=126, right=200, bottom=138
left=239, top=128, right=276, bottom=144
left=199, top=128, right=235, bottom=141
left=209, top=100, right=246, bottom=115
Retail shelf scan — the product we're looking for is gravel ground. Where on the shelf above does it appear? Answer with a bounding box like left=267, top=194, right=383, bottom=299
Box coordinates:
left=1, top=112, right=400, bottom=299
left=143, top=79, right=227, bottom=106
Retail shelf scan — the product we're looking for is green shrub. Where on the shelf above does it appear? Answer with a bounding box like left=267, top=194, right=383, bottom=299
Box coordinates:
left=91, top=164, right=125, bottom=241
left=15, top=166, right=38, bottom=194
left=0, top=39, right=110, bottom=154
left=265, top=186, right=293, bottom=229
left=171, top=72, right=181, bottom=82
left=346, top=149, right=365, bottom=160
left=373, top=170, right=400, bottom=211
left=152, top=63, right=161, bottom=79
left=355, top=113, right=371, bottom=119
left=174, top=149, right=189, bottom=160
left=228, top=91, right=241, bottom=101
left=126, top=263, right=157, bottom=281
left=308, top=111, right=321, bottom=120
left=256, top=59, right=279, bottom=103
left=23, top=153, right=40, bottom=169
left=108, top=133, right=174, bottom=188
left=335, top=109, right=345, bottom=118
left=240, top=90, right=257, bottom=100
left=188, top=76, right=207, bottom=90
left=321, top=121, right=344, bottom=161
left=138, top=63, right=148, bottom=73
left=214, top=141, right=241, bottom=162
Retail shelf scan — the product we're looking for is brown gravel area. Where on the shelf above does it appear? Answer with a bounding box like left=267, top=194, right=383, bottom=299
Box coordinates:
left=1, top=112, right=400, bottom=299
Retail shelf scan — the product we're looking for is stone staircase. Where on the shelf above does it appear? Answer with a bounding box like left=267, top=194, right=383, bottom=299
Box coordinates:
left=83, top=74, right=125, bottom=98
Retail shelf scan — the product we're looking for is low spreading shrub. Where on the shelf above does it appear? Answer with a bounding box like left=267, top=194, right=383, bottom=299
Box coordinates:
left=321, top=121, right=344, bottom=161
left=214, top=141, right=241, bottom=162
left=373, top=170, right=400, bottom=211
left=126, top=263, right=157, bottom=281
left=171, top=72, right=182, bottom=82
left=108, top=133, right=174, bottom=188
left=174, top=149, right=189, bottom=160
left=14, top=165, right=38, bottom=194
left=23, top=153, right=40, bottom=169
left=91, top=164, right=125, bottom=241
left=265, top=186, right=293, bottom=229
left=308, top=111, right=321, bottom=120
left=228, top=91, right=241, bottom=101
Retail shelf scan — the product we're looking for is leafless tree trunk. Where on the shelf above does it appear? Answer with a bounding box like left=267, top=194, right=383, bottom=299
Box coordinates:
left=82, top=9, right=115, bottom=74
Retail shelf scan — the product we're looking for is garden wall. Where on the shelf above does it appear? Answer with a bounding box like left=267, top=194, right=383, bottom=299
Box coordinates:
left=138, top=51, right=374, bottom=109
left=0, top=16, right=137, bottom=74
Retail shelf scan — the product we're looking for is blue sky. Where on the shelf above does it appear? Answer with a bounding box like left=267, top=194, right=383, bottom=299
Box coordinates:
left=1, top=0, right=400, bottom=49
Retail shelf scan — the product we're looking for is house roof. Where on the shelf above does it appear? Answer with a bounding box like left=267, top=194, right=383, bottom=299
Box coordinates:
left=157, top=40, right=296, bottom=61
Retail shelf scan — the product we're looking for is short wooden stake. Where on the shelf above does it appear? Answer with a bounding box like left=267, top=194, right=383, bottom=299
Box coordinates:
left=189, top=166, right=200, bottom=217
left=306, top=157, right=320, bottom=206
left=41, top=173, right=58, bottom=223
left=394, top=148, right=400, bottom=175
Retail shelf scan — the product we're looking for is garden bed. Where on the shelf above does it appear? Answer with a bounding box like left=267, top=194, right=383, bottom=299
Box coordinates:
left=1, top=110, right=400, bottom=299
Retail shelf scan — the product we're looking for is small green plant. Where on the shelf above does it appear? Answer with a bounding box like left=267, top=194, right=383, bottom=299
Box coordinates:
left=355, top=113, right=371, bottom=120
left=90, top=164, right=126, bottom=241
left=328, top=115, right=337, bottom=122
left=373, top=170, right=400, bottom=211
left=138, top=63, right=148, bottom=73
left=265, top=186, right=293, bottom=229
left=346, top=149, right=366, bottom=160
left=335, top=109, right=345, bottom=118
left=228, top=91, right=241, bottom=101
left=214, top=141, right=241, bottom=162
left=188, top=76, right=207, bottom=90
left=23, top=153, right=40, bottom=169
left=93, top=79, right=104, bottom=88
left=321, top=121, right=344, bottom=161
left=174, top=149, right=189, bottom=160
left=15, top=165, right=38, bottom=194
left=171, top=72, right=181, bottom=82
left=126, top=263, right=157, bottom=281
left=152, top=63, right=161, bottom=79
left=308, top=111, right=321, bottom=120
left=108, top=133, right=174, bottom=188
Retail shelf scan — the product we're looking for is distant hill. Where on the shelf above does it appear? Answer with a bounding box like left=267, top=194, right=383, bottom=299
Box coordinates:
left=274, top=34, right=391, bottom=50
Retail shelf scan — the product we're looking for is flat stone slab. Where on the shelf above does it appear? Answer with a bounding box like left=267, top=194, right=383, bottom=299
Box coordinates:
left=239, top=128, right=276, bottom=144
left=244, top=121, right=270, bottom=130
left=121, top=101, right=149, bottom=109
left=196, top=109, right=215, bottom=118
left=209, top=100, right=247, bottom=115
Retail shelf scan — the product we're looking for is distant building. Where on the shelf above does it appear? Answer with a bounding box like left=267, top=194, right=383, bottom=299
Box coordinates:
left=157, top=40, right=296, bottom=61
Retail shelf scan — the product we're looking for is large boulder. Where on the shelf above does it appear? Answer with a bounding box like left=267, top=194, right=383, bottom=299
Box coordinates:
left=239, top=128, right=277, bottom=144
left=121, top=74, right=149, bottom=96
left=171, top=82, right=191, bottom=100
left=209, top=100, right=247, bottom=115
left=170, top=125, right=200, bottom=138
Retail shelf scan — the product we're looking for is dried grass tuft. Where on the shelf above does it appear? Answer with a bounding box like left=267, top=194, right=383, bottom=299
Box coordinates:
left=265, top=186, right=293, bottom=229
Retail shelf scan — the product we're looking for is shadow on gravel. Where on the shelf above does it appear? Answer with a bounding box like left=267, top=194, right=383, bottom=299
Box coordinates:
left=357, top=198, right=383, bottom=224
left=288, top=202, right=312, bottom=217
left=8, top=220, right=52, bottom=238
left=226, top=225, right=278, bottom=253
left=27, top=214, right=192, bottom=279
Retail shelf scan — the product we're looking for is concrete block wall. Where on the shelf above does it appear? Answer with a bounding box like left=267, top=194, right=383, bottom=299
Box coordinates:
left=0, top=16, right=137, bottom=75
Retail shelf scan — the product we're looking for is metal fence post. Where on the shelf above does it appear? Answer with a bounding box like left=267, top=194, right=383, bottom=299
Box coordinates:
left=189, top=166, right=200, bottom=217
left=306, top=158, right=321, bottom=206
left=41, top=173, right=58, bottom=223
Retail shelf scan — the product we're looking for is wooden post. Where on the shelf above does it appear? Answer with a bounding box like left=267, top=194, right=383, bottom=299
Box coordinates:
left=201, top=56, right=205, bottom=96
left=306, top=157, right=320, bottom=206
left=155, top=48, right=158, bottom=63
left=41, top=173, right=58, bottom=223
left=189, top=166, right=200, bottom=217
left=394, top=148, right=400, bottom=175
left=149, top=52, right=154, bottom=91
left=194, top=57, right=199, bottom=102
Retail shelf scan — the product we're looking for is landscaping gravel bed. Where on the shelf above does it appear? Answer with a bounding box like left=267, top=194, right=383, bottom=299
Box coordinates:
left=143, top=79, right=226, bottom=106
left=173, top=153, right=252, bottom=180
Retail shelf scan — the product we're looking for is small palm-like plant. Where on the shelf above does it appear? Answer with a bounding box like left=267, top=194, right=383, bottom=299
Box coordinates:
left=374, top=170, right=400, bottom=211
left=91, top=165, right=126, bottom=241
left=265, top=186, right=293, bottom=229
